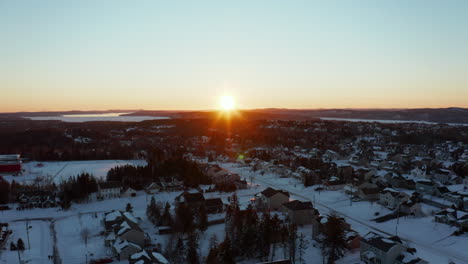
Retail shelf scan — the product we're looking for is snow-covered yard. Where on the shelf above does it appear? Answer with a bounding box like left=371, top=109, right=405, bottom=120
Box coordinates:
left=0, top=220, right=53, bottom=264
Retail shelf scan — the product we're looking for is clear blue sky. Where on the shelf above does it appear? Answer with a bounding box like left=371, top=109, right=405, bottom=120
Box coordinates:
left=1, top=0, right=467, bottom=111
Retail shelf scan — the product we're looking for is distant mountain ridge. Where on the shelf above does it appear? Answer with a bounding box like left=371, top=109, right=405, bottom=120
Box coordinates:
left=1, top=108, right=467, bottom=124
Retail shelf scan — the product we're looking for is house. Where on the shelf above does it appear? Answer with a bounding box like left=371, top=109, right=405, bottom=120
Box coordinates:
left=129, top=250, right=169, bottom=264
left=112, top=238, right=142, bottom=260
left=121, top=187, right=137, bottom=197
left=205, top=164, right=241, bottom=185
left=97, top=181, right=121, bottom=200
left=159, top=178, right=184, bottom=192
left=176, top=192, right=206, bottom=208
left=282, top=200, right=316, bottom=225
left=360, top=232, right=405, bottom=264
left=430, top=169, right=454, bottom=184
left=415, top=180, right=437, bottom=196
left=345, top=230, right=361, bottom=250
left=17, top=190, right=57, bottom=209
left=253, top=187, right=290, bottom=210
left=234, top=179, right=248, bottom=189
left=145, top=182, right=161, bottom=194
left=379, top=188, right=409, bottom=209
left=326, top=176, right=345, bottom=190
left=357, top=183, right=380, bottom=201
left=115, top=217, right=146, bottom=246
left=435, top=186, right=451, bottom=197
left=398, top=200, right=422, bottom=217
left=104, top=211, right=124, bottom=231
left=205, top=198, right=224, bottom=213
left=410, top=166, right=427, bottom=179
left=434, top=208, right=468, bottom=231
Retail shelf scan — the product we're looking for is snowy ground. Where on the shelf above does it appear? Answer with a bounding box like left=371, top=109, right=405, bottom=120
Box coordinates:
left=221, top=162, right=468, bottom=264
left=0, top=220, right=53, bottom=264
left=3, top=160, right=147, bottom=184
left=1, top=159, right=467, bottom=264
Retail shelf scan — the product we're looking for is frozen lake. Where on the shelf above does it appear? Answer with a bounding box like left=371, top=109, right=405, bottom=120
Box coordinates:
left=320, top=117, right=468, bottom=126
left=25, top=113, right=170, bottom=122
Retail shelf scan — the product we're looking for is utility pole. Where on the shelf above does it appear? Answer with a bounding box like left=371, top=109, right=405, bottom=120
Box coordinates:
left=17, top=248, right=22, bottom=264
left=26, top=220, right=30, bottom=250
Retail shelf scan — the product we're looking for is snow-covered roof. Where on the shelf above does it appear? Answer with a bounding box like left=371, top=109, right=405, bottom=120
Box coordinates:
left=152, top=252, right=169, bottom=264
left=105, top=211, right=122, bottom=222
left=123, top=212, right=138, bottom=223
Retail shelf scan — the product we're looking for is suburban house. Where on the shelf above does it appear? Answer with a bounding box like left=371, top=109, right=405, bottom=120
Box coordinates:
left=114, top=216, right=146, bottom=246
left=176, top=192, right=206, bottom=208
left=379, top=188, right=409, bottom=209
left=445, top=191, right=468, bottom=210
left=97, top=181, right=122, bottom=200
left=205, top=198, right=224, bottom=214
left=112, top=238, right=142, bottom=260
left=145, top=182, right=161, bottom=194
left=121, top=187, right=137, bottom=197
left=205, top=164, right=241, bottom=185
left=398, top=200, right=422, bottom=217
left=357, top=182, right=380, bottom=201
left=415, top=180, right=437, bottom=196
left=360, top=232, right=405, bottom=264
left=17, top=190, right=58, bottom=209
left=282, top=200, right=316, bottom=225
left=434, top=208, right=468, bottom=231
left=129, top=250, right=169, bottom=264
left=253, top=187, right=290, bottom=211
left=346, top=230, right=361, bottom=250
left=326, top=176, right=346, bottom=190
left=411, top=166, right=427, bottom=179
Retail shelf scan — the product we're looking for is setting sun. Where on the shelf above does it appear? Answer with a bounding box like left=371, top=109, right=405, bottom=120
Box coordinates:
left=220, top=95, right=236, bottom=111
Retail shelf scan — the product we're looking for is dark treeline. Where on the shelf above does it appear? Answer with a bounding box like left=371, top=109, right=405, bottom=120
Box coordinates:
left=60, top=173, right=98, bottom=207
left=107, top=158, right=211, bottom=190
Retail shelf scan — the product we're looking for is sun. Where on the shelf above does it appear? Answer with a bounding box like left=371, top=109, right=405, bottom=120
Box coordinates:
left=219, top=95, right=236, bottom=111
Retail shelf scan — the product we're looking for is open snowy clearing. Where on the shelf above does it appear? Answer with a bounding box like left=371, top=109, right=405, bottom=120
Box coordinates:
left=3, top=160, right=147, bottom=184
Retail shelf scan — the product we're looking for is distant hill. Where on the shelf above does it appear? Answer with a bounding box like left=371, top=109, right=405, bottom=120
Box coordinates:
left=1, top=108, right=467, bottom=124
left=125, top=108, right=468, bottom=124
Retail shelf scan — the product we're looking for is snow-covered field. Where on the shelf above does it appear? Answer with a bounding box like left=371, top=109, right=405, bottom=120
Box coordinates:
left=0, top=220, right=53, bottom=264
left=3, top=160, right=147, bottom=184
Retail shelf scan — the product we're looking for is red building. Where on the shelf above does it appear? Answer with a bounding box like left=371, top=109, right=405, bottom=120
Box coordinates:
left=0, top=155, right=22, bottom=174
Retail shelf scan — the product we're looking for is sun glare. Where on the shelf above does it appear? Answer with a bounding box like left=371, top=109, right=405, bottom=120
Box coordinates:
left=220, top=95, right=236, bottom=111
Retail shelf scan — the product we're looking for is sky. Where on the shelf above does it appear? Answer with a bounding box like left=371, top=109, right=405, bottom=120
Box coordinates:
left=1, top=0, right=467, bottom=112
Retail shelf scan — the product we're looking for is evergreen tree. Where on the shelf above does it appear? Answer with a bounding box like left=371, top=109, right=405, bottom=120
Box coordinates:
left=173, top=236, right=185, bottom=264
left=10, top=241, right=16, bottom=251
left=126, top=203, right=133, bottom=213
left=198, top=205, right=208, bottom=231
left=218, top=237, right=235, bottom=264
left=162, top=202, right=172, bottom=226
left=187, top=232, right=200, bottom=264
left=206, top=245, right=219, bottom=264
left=321, top=214, right=348, bottom=264
left=17, top=238, right=25, bottom=251
left=288, top=223, right=297, bottom=263
left=297, top=232, right=310, bottom=264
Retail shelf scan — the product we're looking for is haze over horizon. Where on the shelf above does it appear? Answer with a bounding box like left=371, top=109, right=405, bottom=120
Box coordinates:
left=1, top=0, right=468, bottom=112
